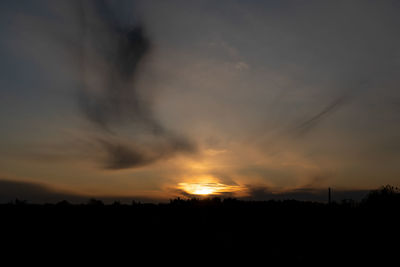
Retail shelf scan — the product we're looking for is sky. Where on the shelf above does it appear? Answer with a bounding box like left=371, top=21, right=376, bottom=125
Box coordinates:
left=0, top=0, right=400, bottom=203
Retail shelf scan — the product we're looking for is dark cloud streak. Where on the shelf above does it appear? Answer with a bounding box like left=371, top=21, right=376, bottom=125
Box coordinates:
left=76, top=0, right=196, bottom=169
left=99, top=136, right=195, bottom=170
left=294, top=94, right=348, bottom=136
left=0, top=179, right=166, bottom=204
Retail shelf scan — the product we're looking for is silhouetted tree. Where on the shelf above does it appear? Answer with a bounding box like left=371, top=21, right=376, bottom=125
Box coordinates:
left=56, top=200, right=71, bottom=206
left=112, top=201, right=121, bottom=206
left=362, top=185, right=400, bottom=207
left=15, top=198, right=27, bottom=205
left=87, top=198, right=104, bottom=206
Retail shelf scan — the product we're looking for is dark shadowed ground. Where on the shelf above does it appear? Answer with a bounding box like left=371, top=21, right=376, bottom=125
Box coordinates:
left=1, top=185, right=399, bottom=265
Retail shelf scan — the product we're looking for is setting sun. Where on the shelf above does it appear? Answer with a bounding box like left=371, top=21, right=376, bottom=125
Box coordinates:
left=179, top=183, right=218, bottom=195
left=178, top=176, right=245, bottom=196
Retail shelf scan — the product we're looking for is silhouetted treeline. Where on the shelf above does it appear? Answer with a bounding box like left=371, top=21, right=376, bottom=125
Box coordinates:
left=1, top=185, right=399, bottom=265
left=3, top=184, right=400, bottom=208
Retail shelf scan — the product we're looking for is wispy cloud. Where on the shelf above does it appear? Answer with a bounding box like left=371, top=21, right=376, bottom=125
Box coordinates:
left=294, top=94, right=348, bottom=136
left=75, top=0, right=197, bottom=169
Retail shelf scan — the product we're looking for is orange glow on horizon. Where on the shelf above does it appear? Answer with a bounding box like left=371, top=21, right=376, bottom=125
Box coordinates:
left=179, top=182, right=218, bottom=195
left=178, top=175, right=244, bottom=196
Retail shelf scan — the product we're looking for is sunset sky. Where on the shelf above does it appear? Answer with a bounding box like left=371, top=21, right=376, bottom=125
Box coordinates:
left=1, top=0, right=400, bottom=203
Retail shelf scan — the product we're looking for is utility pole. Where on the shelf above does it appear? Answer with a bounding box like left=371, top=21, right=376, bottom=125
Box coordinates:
left=328, top=187, right=332, bottom=205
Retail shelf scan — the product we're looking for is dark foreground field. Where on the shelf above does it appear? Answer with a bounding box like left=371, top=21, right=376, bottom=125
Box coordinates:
left=1, top=186, right=399, bottom=265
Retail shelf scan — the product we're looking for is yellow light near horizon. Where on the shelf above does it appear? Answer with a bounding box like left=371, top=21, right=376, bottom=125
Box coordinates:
left=194, top=188, right=214, bottom=195
left=179, top=182, right=217, bottom=195
left=178, top=176, right=245, bottom=196
left=192, top=186, right=216, bottom=195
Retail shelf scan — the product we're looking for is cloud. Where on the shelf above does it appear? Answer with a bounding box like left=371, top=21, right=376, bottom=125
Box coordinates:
left=0, top=179, right=167, bottom=204
left=75, top=0, right=196, bottom=169
left=0, top=179, right=84, bottom=203
left=177, top=181, right=244, bottom=196
left=98, top=136, right=195, bottom=170
left=235, top=61, right=249, bottom=71
left=294, top=94, right=348, bottom=136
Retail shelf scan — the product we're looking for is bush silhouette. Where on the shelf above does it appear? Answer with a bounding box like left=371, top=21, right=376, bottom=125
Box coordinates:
left=362, top=185, right=400, bottom=207
left=87, top=198, right=104, bottom=206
